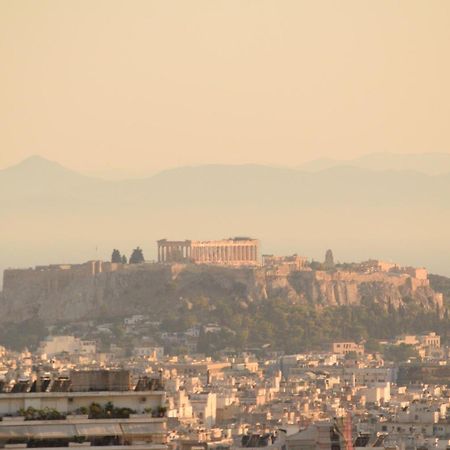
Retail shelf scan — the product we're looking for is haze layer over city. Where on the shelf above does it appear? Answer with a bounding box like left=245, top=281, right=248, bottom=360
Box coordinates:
left=3, top=3, right=450, bottom=450
left=2, top=1, right=450, bottom=277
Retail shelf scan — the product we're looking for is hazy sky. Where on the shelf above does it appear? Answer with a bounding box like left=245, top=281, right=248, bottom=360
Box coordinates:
left=1, top=0, right=450, bottom=175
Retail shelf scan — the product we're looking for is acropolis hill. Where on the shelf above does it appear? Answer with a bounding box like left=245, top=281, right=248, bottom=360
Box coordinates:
left=0, top=240, right=444, bottom=325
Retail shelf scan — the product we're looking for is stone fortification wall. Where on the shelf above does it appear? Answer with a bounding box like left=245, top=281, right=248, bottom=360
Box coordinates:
left=313, top=270, right=408, bottom=285
left=0, top=262, right=444, bottom=325
left=0, top=263, right=267, bottom=324
left=2, top=261, right=123, bottom=294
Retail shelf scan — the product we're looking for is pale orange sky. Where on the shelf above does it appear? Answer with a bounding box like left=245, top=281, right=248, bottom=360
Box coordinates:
left=1, top=0, right=450, bottom=174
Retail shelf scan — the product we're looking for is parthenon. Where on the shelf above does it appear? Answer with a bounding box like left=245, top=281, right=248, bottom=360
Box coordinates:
left=157, top=238, right=259, bottom=265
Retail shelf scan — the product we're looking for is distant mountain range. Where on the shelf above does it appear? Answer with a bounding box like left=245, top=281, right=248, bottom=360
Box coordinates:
left=298, top=152, right=450, bottom=175
left=1, top=154, right=450, bottom=282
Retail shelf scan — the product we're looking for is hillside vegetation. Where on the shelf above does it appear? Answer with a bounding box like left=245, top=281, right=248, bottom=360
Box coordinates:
left=0, top=264, right=448, bottom=353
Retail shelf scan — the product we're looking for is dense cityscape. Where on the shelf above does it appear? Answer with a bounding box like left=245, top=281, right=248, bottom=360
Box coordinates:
left=2, top=1, right=450, bottom=450
left=1, top=240, right=450, bottom=450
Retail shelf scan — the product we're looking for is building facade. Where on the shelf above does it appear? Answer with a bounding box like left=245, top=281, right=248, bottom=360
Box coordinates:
left=157, top=238, right=259, bottom=266
left=38, top=336, right=96, bottom=357
left=331, top=342, right=365, bottom=356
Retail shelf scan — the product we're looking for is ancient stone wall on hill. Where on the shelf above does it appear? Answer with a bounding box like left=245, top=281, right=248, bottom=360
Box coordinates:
left=0, top=263, right=444, bottom=324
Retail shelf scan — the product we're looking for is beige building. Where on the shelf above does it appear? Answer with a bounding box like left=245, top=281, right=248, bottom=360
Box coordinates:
left=360, top=260, right=398, bottom=273
left=262, top=254, right=308, bottom=275
left=189, top=392, right=217, bottom=428
left=286, top=421, right=342, bottom=450
left=419, top=332, right=440, bottom=349
left=38, top=336, right=96, bottom=357
left=0, top=415, right=167, bottom=449
left=360, top=382, right=391, bottom=404
left=394, top=332, right=440, bottom=356
left=157, top=238, right=259, bottom=266
left=0, top=371, right=167, bottom=450
left=331, top=342, right=364, bottom=356
left=0, top=388, right=165, bottom=417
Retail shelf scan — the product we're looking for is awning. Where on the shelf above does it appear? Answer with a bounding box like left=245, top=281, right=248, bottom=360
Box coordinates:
left=25, top=424, right=77, bottom=439
left=75, top=423, right=122, bottom=437
left=0, top=425, right=31, bottom=439
left=0, top=424, right=76, bottom=439
left=120, top=423, right=162, bottom=436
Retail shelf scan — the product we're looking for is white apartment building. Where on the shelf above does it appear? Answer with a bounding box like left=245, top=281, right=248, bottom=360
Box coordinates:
left=38, top=336, right=96, bottom=357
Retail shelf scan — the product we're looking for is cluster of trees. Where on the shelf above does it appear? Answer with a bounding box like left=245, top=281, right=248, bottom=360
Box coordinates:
left=0, top=318, right=47, bottom=351
left=307, top=249, right=336, bottom=271
left=111, top=247, right=145, bottom=264
left=382, top=343, right=420, bottom=362
left=158, top=292, right=450, bottom=357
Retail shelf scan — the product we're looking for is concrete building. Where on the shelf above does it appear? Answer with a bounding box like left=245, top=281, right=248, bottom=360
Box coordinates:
left=0, top=384, right=165, bottom=417
left=0, top=370, right=167, bottom=450
left=286, top=421, right=342, bottom=450
left=360, top=383, right=391, bottom=404
left=38, top=336, right=96, bottom=357
left=190, top=392, right=217, bottom=428
left=0, top=414, right=167, bottom=450
left=418, top=332, right=440, bottom=349
left=331, top=342, right=364, bottom=356
left=133, top=347, right=164, bottom=359
left=394, top=332, right=441, bottom=357
left=69, top=370, right=131, bottom=392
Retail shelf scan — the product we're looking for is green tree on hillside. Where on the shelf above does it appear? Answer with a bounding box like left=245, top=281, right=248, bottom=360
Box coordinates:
left=129, top=247, right=145, bottom=264
left=382, top=344, right=420, bottom=362
left=111, top=249, right=122, bottom=263
left=324, top=249, right=335, bottom=270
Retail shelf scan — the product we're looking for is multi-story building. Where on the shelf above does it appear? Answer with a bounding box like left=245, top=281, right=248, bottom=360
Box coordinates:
left=38, top=336, right=96, bottom=357
left=331, top=342, right=364, bottom=356
left=0, top=370, right=167, bottom=450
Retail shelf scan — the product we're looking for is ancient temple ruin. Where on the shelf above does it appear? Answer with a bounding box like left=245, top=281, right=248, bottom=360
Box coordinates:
left=157, top=238, right=259, bottom=265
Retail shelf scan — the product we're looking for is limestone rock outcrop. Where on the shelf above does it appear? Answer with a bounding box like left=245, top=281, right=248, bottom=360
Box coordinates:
left=0, top=263, right=444, bottom=324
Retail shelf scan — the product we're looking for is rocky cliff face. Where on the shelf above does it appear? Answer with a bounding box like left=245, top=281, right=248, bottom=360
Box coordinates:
left=0, top=264, right=267, bottom=324
left=286, top=270, right=443, bottom=310
left=0, top=264, right=444, bottom=324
